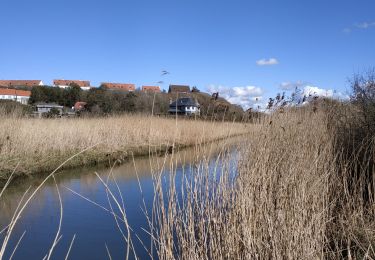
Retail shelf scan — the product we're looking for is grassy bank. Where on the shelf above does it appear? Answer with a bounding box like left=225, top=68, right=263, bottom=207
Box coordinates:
left=0, top=114, right=254, bottom=180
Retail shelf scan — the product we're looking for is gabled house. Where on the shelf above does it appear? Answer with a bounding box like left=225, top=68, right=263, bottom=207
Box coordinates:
left=168, top=97, right=200, bottom=115
left=0, top=80, right=43, bottom=88
left=0, top=88, right=31, bottom=105
left=168, top=85, right=190, bottom=93
left=101, top=82, right=135, bottom=92
left=142, top=86, right=161, bottom=93
left=53, top=80, right=91, bottom=90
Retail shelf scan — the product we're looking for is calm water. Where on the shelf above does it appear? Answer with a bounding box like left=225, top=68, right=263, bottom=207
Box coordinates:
left=0, top=139, right=241, bottom=259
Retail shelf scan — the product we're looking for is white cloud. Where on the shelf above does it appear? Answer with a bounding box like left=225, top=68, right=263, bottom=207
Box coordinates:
left=279, top=81, right=348, bottom=100
left=302, top=86, right=348, bottom=100
left=355, top=21, right=375, bottom=29
left=207, top=84, right=264, bottom=110
left=286, top=85, right=348, bottom=102
left=270, top=81, right=349, bottom=110
left=207, top=83, right=348, bottom=111
left=256, top=58, right=279, bottom=66
left=280, top=81, right=307, bottom=90
left=303, top=86, right=333, bottom=97
left=344, top=21, right=375, bottom=33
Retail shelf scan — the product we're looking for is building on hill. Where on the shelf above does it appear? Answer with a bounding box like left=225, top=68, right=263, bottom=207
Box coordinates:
left=142, top=86, right=161, bottom=93
left=0, top=88, right=31, bottom=104
left=168, top=85, right=190, bottom=93
left=0, top=80, right=43, bottom=88
left=53, top=79, right=91, bottom=90
left=101, top=82, right=135, bottom=92
left=168, top=97, right=200, bottom=115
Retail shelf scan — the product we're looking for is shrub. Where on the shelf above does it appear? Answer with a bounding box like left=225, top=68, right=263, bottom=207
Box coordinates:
left=0, top=100, right=32, bottom=117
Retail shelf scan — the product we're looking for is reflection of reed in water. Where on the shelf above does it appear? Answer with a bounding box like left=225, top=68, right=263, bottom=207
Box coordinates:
left=105, top=138, right=239, bottom=181
left=0, top=185, right=47, bottom=229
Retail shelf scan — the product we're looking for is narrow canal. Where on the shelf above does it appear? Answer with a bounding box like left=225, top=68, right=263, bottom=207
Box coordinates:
left=0, top=138, right=242, bottom=259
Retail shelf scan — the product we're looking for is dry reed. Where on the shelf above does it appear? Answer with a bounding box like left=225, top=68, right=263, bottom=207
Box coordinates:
left=1, top=104, right=374, bottom=259
left=149, top=106, right=375, bottom=259
left=0, top=115, right=253, bottom=179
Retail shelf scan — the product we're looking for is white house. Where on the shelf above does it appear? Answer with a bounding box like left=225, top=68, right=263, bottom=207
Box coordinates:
left=33, top=103, right=64, bottom=118
left=168, top=97, right=200, bottom=115
left=0, top=88, right=31, bottom=105
left=53, top=79, right=91, bottom=90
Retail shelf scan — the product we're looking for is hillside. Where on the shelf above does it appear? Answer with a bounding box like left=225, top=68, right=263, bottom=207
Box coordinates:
left=27, top=85, right=246, bottom=121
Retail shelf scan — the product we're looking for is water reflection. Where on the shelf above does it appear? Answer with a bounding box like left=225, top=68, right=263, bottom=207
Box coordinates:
left=0, top=137, right=242, bottom=259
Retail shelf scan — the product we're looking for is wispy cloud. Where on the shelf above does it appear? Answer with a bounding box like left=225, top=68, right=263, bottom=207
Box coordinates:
left=355, top=21, right=375, bottom=29
left=256, top=58, right=279, bottom=66
left=279, top=81, right=307, bottom=90
left=343, top=21, right=375, bottom=33
left=207, top=84, right=264, bottom=109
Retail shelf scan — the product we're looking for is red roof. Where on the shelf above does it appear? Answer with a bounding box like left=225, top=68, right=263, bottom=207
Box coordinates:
left=74, top=101, right=87, bottom=110
left=168, top=85, right=190, bottom=93
left=101, top=82, right=135, bottom=91
left=142, top=86, right=161, bottom=93
left=0, top=80, right=42, bottom=87
left=0, top=88, right=31, bottom=97
left=54, top=79, right=90, bottom=87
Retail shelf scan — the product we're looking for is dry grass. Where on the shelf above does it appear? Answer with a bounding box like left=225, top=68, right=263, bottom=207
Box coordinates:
left=1, top=104, right=374, bottom=259
left=149, top=106, right=375, bottom=259
left=0, top=114, right=253, bottom=179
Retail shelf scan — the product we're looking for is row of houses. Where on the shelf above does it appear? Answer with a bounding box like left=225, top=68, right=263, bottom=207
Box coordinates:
left=0, top=79, right=194, bottom=105
left=0, top=88, right=31, bottom=105
left=0, top=79, right=162, bottom=92
left=0, top=79, right=192, bottom=93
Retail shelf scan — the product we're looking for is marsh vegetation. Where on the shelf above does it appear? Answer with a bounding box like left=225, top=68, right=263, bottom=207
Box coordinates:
left=0, top=114, right=252, bottom=180
left=1, top=71, right=375, bottom=259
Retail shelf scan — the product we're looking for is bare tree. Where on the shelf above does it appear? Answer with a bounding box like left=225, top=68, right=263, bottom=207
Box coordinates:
left=350, top=68, right=375, bottom=131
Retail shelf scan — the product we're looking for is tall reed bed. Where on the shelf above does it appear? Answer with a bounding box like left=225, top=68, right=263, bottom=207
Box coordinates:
left=1, top=104, right=374, bottom=259
left=149, top=106, right=375, bottom=259
left=0, top=114, right=253, bottom=179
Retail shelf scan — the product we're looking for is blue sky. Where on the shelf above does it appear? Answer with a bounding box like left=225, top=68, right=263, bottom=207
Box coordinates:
left=0, top=0, right=374, bottom=108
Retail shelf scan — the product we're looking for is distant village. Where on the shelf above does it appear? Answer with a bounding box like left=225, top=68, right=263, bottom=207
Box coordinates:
left=0, top=79, right=167, bottom=103
left=0, top=79, right=225, bottom=118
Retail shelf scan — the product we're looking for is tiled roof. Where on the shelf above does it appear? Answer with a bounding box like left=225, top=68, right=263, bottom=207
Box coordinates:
left=168, top=85, right=190, bottom=93
left=74, top=101, right=87, bottom=110
left=54, top=80, right=90, bottom=87
left=101, top=82, right=136, bottom=91
left=0, top=80, right=42, bottom=87
left=142, top=86, right=161, bottom=92
left=0, top=88, right=31, bottom=97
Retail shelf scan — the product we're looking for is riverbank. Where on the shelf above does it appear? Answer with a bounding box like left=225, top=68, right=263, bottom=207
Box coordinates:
left=0, top=131, right=244, bottom=259
left=0, top=115, right=255, bottom=181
